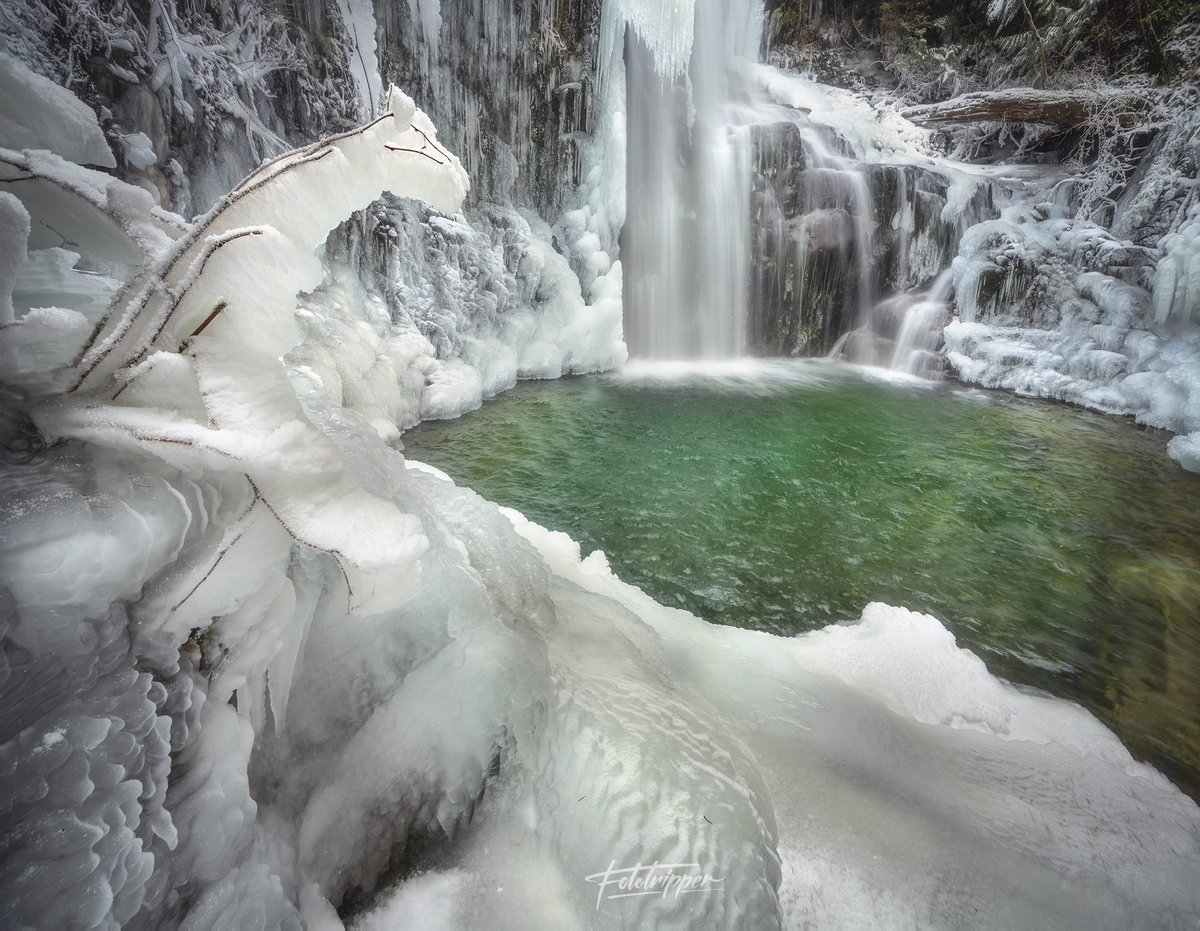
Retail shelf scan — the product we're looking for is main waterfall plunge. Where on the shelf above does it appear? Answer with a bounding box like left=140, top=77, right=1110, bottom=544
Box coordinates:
left=623, top=4, right=759, bottom=359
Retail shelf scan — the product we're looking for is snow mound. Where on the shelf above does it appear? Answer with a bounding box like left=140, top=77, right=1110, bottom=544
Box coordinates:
left=0, top=51, right=115, bottom=167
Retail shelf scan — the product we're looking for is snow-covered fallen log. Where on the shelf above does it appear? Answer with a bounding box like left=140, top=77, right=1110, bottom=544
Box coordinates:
left=902, top=88, right=1144, bottom=129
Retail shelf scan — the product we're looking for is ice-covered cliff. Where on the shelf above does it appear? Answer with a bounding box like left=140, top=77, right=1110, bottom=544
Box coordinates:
left=943, top=106, right=1200, bottom=470
left=1, top=0, right=626, bottom=413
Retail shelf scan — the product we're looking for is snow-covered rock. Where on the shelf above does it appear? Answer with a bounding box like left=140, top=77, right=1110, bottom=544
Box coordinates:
left=945, top=203, right=1200, bottom=470
left=0, top=50, right=115, bottom=167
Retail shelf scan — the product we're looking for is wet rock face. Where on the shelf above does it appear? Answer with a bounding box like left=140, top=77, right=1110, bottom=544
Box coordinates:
left=747, top=121, right=965, bottom=357
left=375, top=0, right=600, bottom=214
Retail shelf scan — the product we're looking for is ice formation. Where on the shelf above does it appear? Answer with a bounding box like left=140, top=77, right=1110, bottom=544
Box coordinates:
left=944, top=201, right=1200, bottom=471
left=334, top=0, right=384, bottom=118
left=598, top=0, right=696, bottom=85
left=0, top=51, right=115, bottom=169
left=317, top=199, right=625, bottom=426
left=2, top=59, right=1199, bottom=926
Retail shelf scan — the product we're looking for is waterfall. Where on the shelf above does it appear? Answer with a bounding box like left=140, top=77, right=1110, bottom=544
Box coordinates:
left=742, top=65, right=1051, bottom=375
left=618, top=7, right=992, bottom=368
left=622, top=1, right=763, bottom=359
left=831, top=271, right=955, bottom=377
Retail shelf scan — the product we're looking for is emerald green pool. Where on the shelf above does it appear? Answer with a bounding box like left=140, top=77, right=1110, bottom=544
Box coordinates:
left=402, top=361, right=1200, bottom=796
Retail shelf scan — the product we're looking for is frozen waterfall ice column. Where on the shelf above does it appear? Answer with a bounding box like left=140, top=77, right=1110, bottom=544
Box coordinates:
left=335, top=0, right=385, bottom=118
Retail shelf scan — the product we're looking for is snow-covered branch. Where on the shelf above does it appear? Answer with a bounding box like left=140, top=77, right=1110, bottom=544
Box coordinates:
left=70, top=88, right=468, bottom=395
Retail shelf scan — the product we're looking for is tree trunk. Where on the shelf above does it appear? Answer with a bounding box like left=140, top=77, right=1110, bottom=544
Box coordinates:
left=901, top=89, right=1141, bottom=129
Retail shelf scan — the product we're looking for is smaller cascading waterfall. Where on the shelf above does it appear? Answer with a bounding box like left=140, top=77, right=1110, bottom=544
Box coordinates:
left=622, top=1, right=763, bottom=359
left=798, top=128, right=876, bottom=329
left=830, top=270, right=955, bottom=376
left=747, top=97, right=1011, bottom=374
left=891, top=270, right=955, bottom=372
left=780, top=123, right=877, bottom=351
left=828, top=161, right=1002, bottom=376
left=748, top=108, right=896, bottom=357
left=736, top=56, right=1008, bottom=368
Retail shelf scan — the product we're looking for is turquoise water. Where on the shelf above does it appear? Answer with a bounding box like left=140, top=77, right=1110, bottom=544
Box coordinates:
left=403, top=361, right=1200, bottom=795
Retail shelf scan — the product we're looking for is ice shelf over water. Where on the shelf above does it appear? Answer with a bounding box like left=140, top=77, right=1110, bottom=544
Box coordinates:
left=1, top=71, right=1199, bottom=929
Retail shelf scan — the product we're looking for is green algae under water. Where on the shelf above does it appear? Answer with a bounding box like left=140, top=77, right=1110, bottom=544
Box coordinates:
left=403, top=361, right=1200, bottom=797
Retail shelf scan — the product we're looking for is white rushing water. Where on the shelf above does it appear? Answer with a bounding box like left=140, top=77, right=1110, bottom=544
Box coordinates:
left=622, top=1, right=762, bottom=359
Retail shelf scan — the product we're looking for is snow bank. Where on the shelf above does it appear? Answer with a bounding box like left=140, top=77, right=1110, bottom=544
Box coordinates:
left=402, top=506, right=1200, bottom=929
